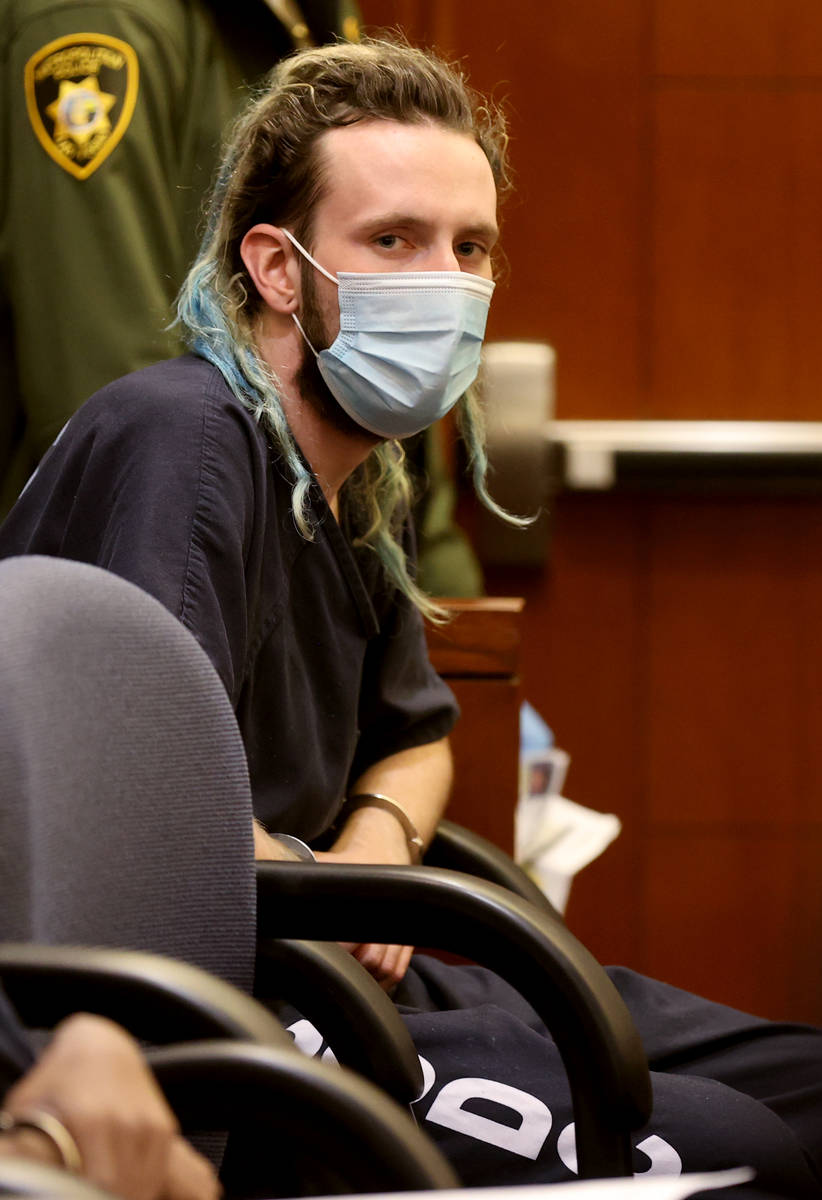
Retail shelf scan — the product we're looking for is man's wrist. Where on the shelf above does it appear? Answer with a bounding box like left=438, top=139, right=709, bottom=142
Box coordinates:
left=343, top=793, right=424, bottom=863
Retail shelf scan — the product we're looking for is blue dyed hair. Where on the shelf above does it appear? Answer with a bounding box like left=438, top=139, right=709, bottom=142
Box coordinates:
left=177, top=37, right=528, bottom=619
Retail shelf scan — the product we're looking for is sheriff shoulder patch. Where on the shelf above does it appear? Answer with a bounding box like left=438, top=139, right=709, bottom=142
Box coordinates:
left=24, top=32, right=139, bottom=180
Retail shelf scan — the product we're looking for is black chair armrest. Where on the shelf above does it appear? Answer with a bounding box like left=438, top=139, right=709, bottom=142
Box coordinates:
left=0, top=941, right=424, bottom=1109
left=256, top=862, right=652, bottom=1179
left=148, top=1040, right=458, bottom=1193
left=255, top=938, right=423, bottom=1104
left=0, top=944, right=288, bottom=1048
left=427, top=819, right=563, bottom=919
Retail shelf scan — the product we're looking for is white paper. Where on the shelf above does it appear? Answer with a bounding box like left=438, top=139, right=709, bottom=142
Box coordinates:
left=516, top=750, right=621, bottom=914
left=309, top=1165, right=755, bottom=1200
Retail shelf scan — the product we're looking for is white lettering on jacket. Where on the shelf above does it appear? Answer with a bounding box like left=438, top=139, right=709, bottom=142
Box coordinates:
left=425, top=1077, right=552, bottom=1159
left=557, top=1124, right=682, bottom=1177
left=289, top=1020, right=681, bottom=1176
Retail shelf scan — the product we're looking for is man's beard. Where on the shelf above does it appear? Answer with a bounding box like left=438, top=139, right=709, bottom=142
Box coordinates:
left=295, top=262, right=378, bottom=441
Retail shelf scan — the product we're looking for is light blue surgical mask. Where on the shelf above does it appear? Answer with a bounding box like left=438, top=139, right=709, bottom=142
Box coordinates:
left=282, top=229, right=495, bottom=440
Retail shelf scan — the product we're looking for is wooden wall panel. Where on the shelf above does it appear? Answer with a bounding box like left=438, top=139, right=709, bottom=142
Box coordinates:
left=492, top=491, right=822, bottom=1023
left=654, top=0, right=822, bottom=77
left=645, top=499, right=804, bottom=823
left=651, top=1, right=822, bottom=417
left=651, top=91, right=822, bottom=418
left=643, top=831, right=805, bottom=1018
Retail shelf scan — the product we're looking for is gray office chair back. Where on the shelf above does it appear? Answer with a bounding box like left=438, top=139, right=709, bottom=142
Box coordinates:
left=0, top=555, right=256, bottom=993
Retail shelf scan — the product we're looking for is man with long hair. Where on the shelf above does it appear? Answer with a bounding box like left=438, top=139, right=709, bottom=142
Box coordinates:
left=2, top=38, right=821, bottom=1195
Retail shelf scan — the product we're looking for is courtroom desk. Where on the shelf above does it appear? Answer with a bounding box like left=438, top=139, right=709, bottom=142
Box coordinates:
left=425, top=598, right=524, bottom=857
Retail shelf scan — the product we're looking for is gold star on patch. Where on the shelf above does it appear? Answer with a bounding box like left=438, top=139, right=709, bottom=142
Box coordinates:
left=25, top=33, right=139, bottom=179
left=45, top=76, right=116, bottom=150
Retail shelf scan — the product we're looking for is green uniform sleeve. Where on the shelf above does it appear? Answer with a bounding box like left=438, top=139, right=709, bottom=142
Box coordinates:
left=0, top=0, right=246, bottom=509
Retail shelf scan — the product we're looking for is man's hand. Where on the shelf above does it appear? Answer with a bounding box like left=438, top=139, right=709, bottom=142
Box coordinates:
left=350, top=942, right=414, bottom=993
left=311, top=843, right=415, bottom=993
left=252, top=739, right=453, bottom=991
left=0, top=1014, right=220, bottom=1200
left=318, top=738, right=453, bottom=991
left=253, top=819, right=411, bottom=990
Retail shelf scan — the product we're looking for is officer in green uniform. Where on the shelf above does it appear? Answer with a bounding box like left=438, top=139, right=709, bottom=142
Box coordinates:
left=1, top=0, right=482, bottom=593
left=0, top=0, right=360, bottom=511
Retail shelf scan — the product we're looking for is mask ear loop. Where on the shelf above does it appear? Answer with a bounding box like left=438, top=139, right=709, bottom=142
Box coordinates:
left=280, top=228, right=339, bottom=357
left=291, top=313, right=319, bottom=357
left=280, top=228, right=339, bottom=285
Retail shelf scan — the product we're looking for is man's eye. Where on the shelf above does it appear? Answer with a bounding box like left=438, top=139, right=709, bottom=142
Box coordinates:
left=457, top=242, right=483, bottom=258
left=376, top=234, right=400, bottom=248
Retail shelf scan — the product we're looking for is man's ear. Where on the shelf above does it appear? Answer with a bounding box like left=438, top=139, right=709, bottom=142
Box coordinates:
left=240, top=224, right=300, bottom=314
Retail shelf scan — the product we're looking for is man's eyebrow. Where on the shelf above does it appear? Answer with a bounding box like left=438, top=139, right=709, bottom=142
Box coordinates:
left=458, top=222, right=500, bottom=245
left=356, top=212, right=432, bottom=233
left=358, top=213, right=499, bottom=244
